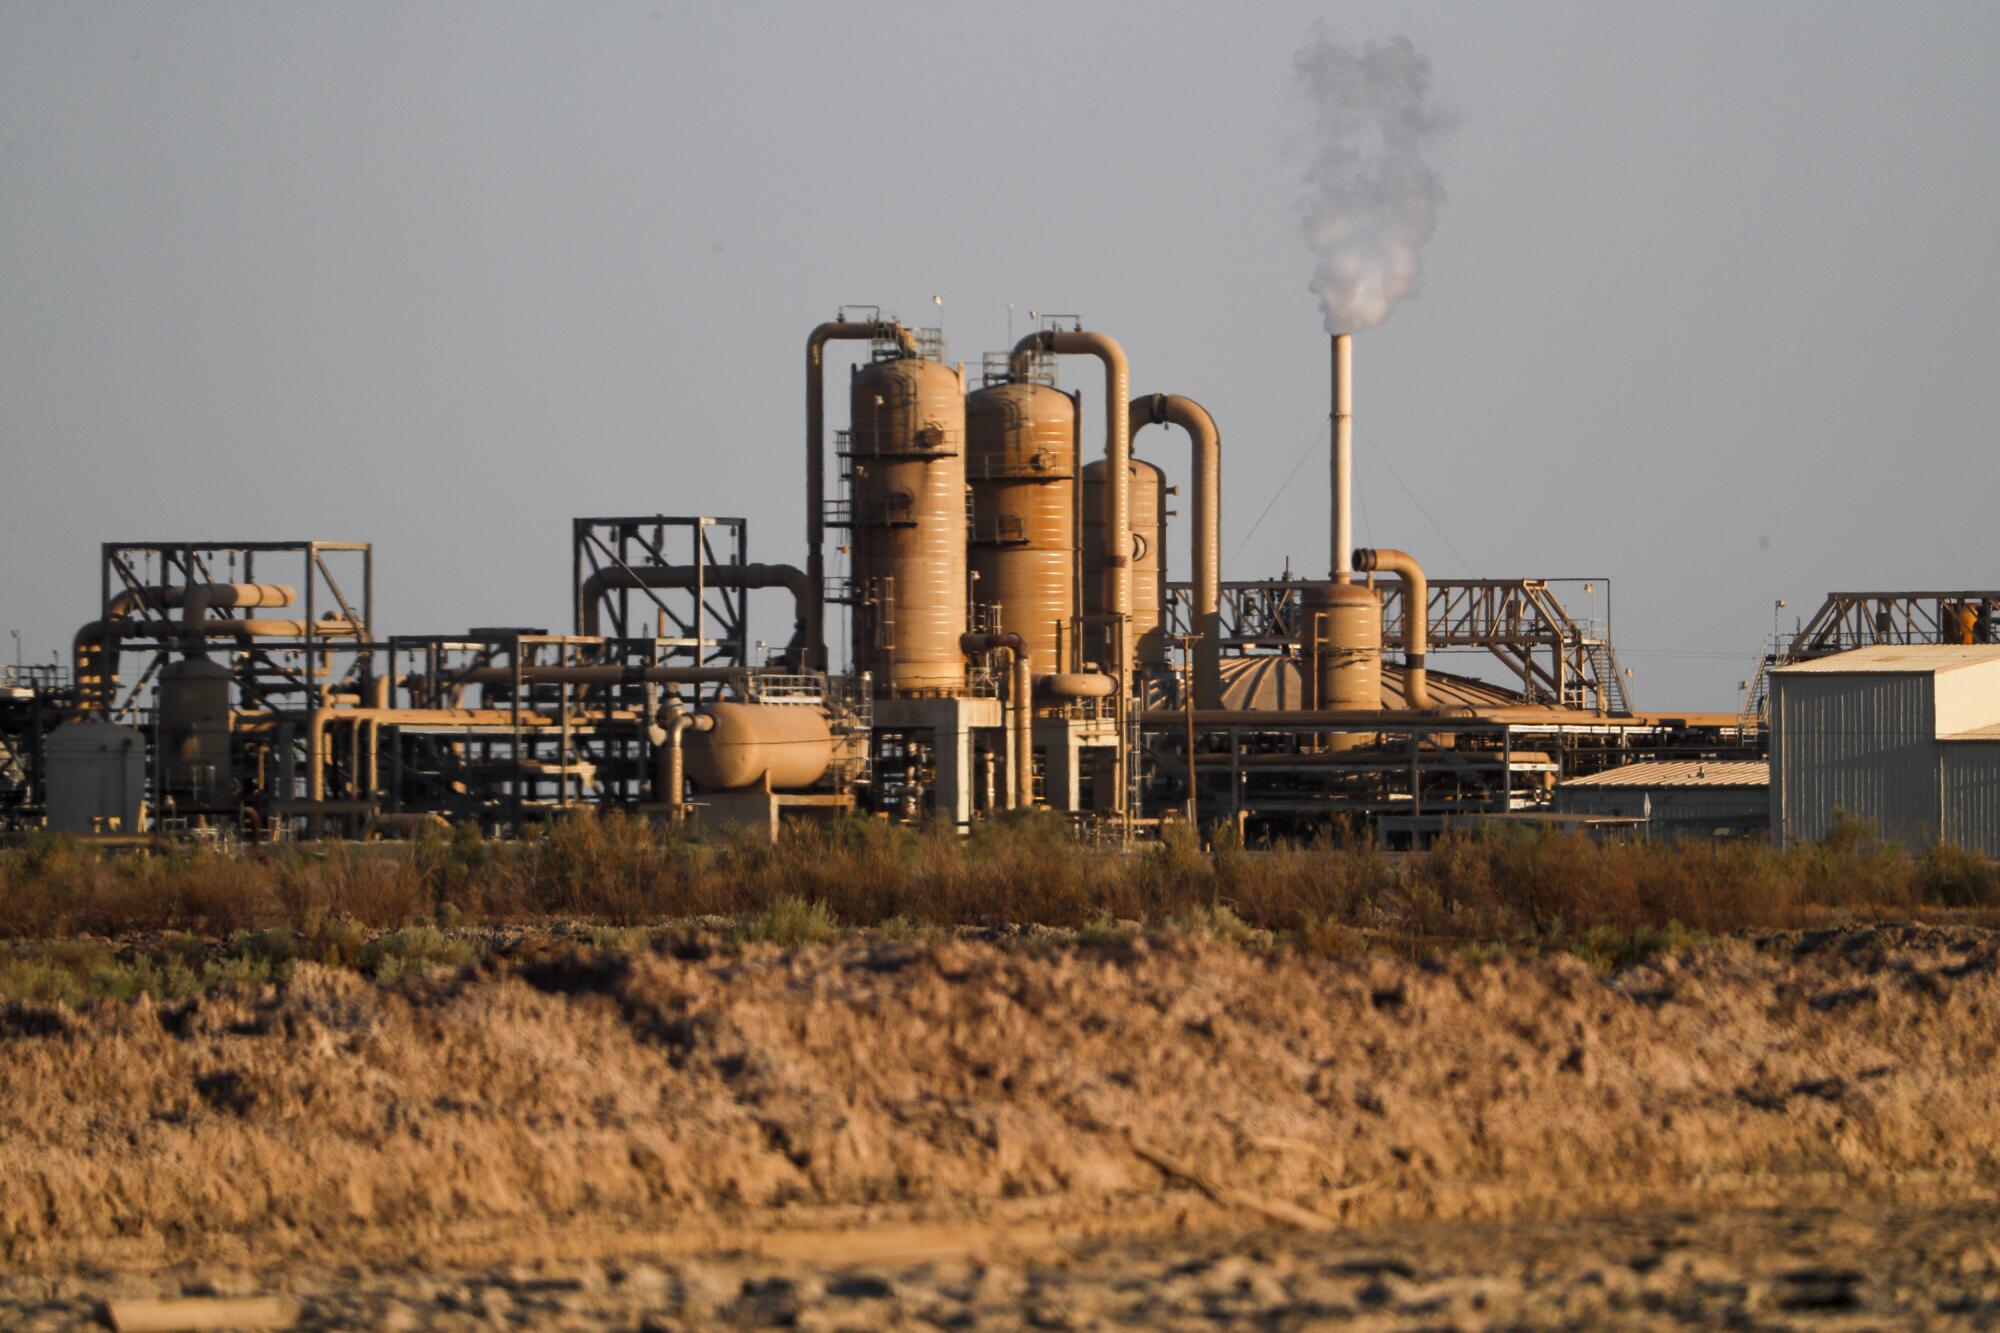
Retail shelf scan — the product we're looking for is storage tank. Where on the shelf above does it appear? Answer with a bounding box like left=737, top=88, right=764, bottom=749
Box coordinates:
left=160, top=655, right=234, bottom=806
left=45, top=720, right=146, bottom=833
left=848, top=355, right=968, bottom=694
left=1303, top=581, right=1382, bottom=749
left=966, top=381, right=1076, bottom=670
left=1082, top=457, right=1168, bottom=668
left=683, top=703, right=834, bottom=790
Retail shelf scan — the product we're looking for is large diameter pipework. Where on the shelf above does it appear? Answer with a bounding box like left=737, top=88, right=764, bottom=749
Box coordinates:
left=1009, top=331, right=1131, bottom=676
left=1354, top=547, right=1435, bottom=711
left=961, top=631, right=1034, bottom=810
left=1130, top=393, right=1221, bottom=708
left=806, top=320, right=918, bottom=671
left=578, top=561, right=819, bottom=659
left=1332, top=334, right=1353, bottom=583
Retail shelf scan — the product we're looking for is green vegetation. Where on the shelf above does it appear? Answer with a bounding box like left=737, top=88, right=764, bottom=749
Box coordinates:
left=0, top=812, right=1994, bottom=1003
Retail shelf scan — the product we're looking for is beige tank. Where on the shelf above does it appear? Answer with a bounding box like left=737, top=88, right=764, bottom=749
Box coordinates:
left=966, top=381, right=1076, bottom=670
left=1303, top=581, right=1381, bottom=750
left=849, top=356, right=968, bottom=694
left=1082, top=457, right=1167, bottom=667
left=160, top=655, right=234, bottom=804
left=683, top=703, right=834, bottom=791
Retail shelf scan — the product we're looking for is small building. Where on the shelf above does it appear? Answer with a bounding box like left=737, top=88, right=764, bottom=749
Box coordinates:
left=1554, top=760, right=1769, bottom=836
left=1770, top=645, right=2000, bottom=854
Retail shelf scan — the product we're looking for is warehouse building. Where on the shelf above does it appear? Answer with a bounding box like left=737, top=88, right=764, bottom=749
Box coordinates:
left=1769, top=645, right=2000, bottom=854
left=1554, top=760, right=1768, bottom=837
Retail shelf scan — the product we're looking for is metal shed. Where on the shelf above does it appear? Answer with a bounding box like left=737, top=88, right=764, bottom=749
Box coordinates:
left=1554, top=760, right=1768, bottom=835
left=1770, top=645, right=2000, bottom=853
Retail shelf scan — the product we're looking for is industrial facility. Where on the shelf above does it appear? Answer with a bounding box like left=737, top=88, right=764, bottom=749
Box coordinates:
left=1, top=311, right=1993, bottom=850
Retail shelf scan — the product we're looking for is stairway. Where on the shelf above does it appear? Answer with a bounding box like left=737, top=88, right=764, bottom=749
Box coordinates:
left=1583, top=639, right=1632, bottom=715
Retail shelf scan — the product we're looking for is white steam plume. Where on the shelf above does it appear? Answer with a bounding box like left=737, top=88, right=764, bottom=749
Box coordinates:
left=1295, top=30, right=1456, bottom=333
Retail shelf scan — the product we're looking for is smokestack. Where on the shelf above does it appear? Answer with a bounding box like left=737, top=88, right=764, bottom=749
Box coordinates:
left=1331, top=333, right=1352, bottom=583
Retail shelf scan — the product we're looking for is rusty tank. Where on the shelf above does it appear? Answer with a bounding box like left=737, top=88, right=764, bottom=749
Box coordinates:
left=966, top=380, right=1077, bottom=671
left=847, top=354, right=968, bottom=695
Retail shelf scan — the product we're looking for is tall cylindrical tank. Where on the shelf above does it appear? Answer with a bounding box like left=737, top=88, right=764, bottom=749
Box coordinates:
left=160, top=656, right=234, bottom=806
left=966, top=381, right=1076, bottom=670
left=848, top=356, right=968, bottom=694
left=1303, top=581, right=1382, bottom=749
left=1082, top=457, right=1167, bottom=668
left=683, top=703, right=834, bottom=790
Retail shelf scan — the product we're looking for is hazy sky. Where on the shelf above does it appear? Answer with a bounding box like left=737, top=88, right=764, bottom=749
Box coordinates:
left=6, top=1, right=1998, bottom=709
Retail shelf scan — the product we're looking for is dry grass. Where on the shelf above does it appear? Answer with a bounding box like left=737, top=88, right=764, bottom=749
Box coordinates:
left=0, top=812, right=1994, bottom=976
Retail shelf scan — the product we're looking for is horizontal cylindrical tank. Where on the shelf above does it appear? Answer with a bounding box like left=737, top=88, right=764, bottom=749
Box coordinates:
left=1082, top=456, right=1167, bottom=668
left=160, top=656, right=234, bottom=805
left=966, top=381, right=1077, bottom=671
left=683, top=702, right=834, bottom=791
left=849, top=356, right=968, bottom=694
left=44, top=720, right=147, bottom=833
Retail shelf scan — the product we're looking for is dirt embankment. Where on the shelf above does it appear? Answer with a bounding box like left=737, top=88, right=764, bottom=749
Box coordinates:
left=0, top=926, right=1995, bottom=1274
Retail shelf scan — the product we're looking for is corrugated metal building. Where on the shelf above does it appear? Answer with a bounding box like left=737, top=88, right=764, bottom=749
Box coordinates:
left=1770, top=645, right=2000, bottom=853
left=1555, top=760, right=1768, bottom=835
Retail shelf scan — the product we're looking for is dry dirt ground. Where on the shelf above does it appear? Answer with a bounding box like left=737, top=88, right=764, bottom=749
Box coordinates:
left=0, top=924, right=1995, bottom=1327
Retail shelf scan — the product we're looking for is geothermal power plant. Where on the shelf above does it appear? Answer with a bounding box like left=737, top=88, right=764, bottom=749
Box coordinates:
left=1, top=312, right=1996, bottom=846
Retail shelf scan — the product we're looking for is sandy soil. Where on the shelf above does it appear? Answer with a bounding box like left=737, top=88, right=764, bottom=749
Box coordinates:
left=0, top=924, right=1995, bottom=1326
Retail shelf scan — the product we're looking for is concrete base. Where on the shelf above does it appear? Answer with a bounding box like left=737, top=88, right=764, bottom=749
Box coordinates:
left=690, top=789, right=855, bottom=842
left=1032, top=714, right=1122, bottom=814
left=873, top=696, right=1002, bottom=829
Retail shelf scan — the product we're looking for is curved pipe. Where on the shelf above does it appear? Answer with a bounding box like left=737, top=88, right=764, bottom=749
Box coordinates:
left=307, top=708, right=557, bottom=805
left=72, top=615, right=364, bottom=716
left=961, top=631, right=1034, bottom=810
left=1009, top=332, right=1131, bottom=668
left=1130, top=393, right=1221, bottom=708
left=578, top=562, right=820, bottom=665
left=656, top=701, right=715, bottom=820
left=1354, top=547, right=1435, bottom=711
left=807, top=320, right=919, bottom=671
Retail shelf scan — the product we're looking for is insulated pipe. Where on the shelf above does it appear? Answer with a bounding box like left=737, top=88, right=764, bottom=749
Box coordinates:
left=306, top=708, right=557, bottom=804
left=657, top=701, right=715, bottom=820
left=456, top=665, right=766, bottom=688
left=1332, top=334, right=1353, bottom=583
left=807, top=320, right=919, bottom=671
left=961, top=631, right=1034, bottom=810
left=1354, top=547, right=1435, bottom=711
left=1010, top=332, right=1131, bottom=666
left=71, top=617, right=364, bottom=715
left=1130, top=393, right=1222, bottom=708
left=578, top=562, right=820, bottom=663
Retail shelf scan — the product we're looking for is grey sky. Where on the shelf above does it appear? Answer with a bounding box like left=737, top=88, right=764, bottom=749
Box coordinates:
left=5, top=1, right=1997, bottom=708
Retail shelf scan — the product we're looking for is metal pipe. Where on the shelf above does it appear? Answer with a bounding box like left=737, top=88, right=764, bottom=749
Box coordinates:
left=1333, top=334, right=1353, bottom=583
left=807, top=319, right=919, bottom=671
left=578, top=562, right=819, bottom=663
left=1130, top=393, right=1221, bottom=708
left=307, top=708, right=556, bottom=804
left=72, top=616, right=364, bottom=716
left=1354, top=547, right=1435, bottom=711
left=1009, top=329, right=1129, bottom=816
left=961, top=631, right=1034, bottom=810
left=658, top=701, right=714, bottom=820
left=456, top=665, right=764, bottom=687
left=1010, top=331, right=1131, bottom=664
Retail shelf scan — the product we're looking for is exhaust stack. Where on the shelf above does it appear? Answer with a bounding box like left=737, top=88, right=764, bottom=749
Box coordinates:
left=1331, top=333, right=1353, bottom=584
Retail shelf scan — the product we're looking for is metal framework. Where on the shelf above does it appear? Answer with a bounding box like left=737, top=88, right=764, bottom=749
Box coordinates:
left=571, top=516, right=749, bottom=668
left=1163, top=576, right=1631, bottom=714
left=1740, top=590, right=2000, bottom=730
left=94, top=540, right=375, bottom=723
